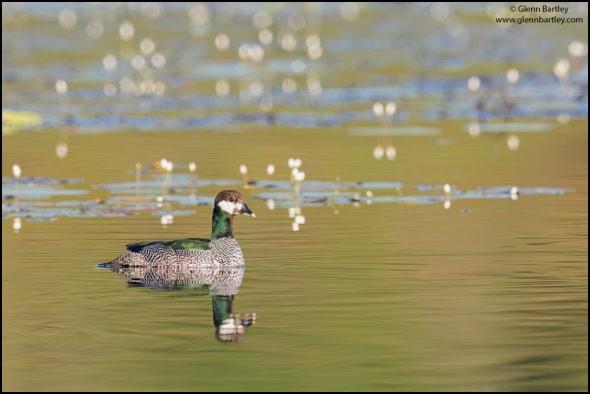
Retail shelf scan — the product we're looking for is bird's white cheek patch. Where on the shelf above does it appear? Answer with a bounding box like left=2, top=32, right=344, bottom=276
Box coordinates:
left=218, top=200, right=241, bottom=215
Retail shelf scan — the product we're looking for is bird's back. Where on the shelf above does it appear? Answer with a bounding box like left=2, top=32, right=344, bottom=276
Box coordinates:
left=107, top=237, right=244, bottom=268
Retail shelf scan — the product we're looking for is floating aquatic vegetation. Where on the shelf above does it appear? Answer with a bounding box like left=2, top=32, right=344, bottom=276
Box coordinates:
left=26, top=217, right=58, bottom=222
left=240, top=158, right=575, bottom=212
left=2, top=176, right=85, bottom=185
left=151, top=209, right=196, bottom=217
left=2, top=198, right=140, bottom=219
left=243, top=179, right=407, bottom=192
left=348, top=126, right=441, bottom=136
left=107, top=194, right=212, bottom=208
left=354, top=181, right=404, bottom=190
left=2, top=176, right=87, bottom=200
left=475, top=186, right=573, bottom=196
left=1, top=153, right=576, bottom=229
left=252, top=181, right=574, bottom=232
left=2, top=185, right=88, bottom=200
left=464, top=122, right=555, bottom=133
left=1, top=173, right=132, bottom=221
left=93, top=175, right=239, bottom=193
left=2, top=109, right=43, bottom=135
left=417, top=184, right=455, bottom=192
left=253, top=185, right=574, bottom=208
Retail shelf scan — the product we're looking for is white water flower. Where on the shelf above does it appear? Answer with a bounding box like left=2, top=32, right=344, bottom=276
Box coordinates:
left=12, top=164, right=21, bottom=178
left=373, top=145, right=384, bottom=160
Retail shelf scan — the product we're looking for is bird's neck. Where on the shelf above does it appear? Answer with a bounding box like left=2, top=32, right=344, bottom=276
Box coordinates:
left=212, top=295, right=234, bottom=327
left=211, top=205, right=234, bottom=240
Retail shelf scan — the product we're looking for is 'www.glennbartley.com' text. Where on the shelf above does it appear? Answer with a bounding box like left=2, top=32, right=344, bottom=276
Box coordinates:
left=496, top=16, right=584, bottom=25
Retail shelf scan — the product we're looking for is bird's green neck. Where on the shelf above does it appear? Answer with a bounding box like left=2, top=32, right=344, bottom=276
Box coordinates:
left=211, top=205, right=234, bottom=240
left=212, top=295, right=234, bottom=327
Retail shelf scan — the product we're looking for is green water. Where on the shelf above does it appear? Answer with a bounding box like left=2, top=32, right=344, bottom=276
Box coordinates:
left=2, top=120, right=588, bottom=391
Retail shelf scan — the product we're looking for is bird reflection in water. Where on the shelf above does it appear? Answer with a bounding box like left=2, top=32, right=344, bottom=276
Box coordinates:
left=104, top=263, right=256, bottom=343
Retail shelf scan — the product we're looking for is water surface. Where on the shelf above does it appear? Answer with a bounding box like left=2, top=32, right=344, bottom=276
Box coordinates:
left=2, top=2, right=588, bottom=392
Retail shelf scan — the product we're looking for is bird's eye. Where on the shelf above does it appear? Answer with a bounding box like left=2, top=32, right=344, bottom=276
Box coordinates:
left=229, top=197, right=235, bottom=203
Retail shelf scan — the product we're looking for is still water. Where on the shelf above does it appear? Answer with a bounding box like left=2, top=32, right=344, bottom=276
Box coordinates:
left=2, top=2, right=588, bottom=392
